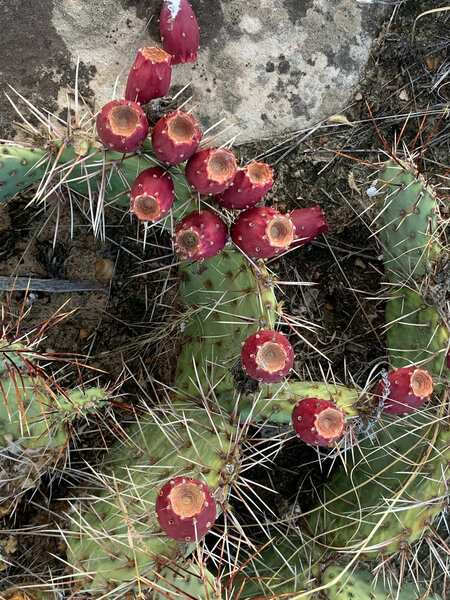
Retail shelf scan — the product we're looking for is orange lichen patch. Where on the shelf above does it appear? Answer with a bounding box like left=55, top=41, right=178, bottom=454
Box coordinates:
left=247, top=162, right=273, bottom=185
left=315, top=407, right=346, bottom=439
left=267, top=216, right=294, bottom=247
left=411, top=368, right=434, bottom=397
left=207, top=150, right=237, bottom=183
left=176, top=229, right=200, bottom=253
left=109, top=105, right=141, bottom=136
left=133, top=195, right=161, bottom=221
left=168, top=113, right=196, bottom=143
left=170, top=482, right=205, bottom=518
left=142, top=46, right=171, bottom=63
left=256, top=341, right=287, bottom=373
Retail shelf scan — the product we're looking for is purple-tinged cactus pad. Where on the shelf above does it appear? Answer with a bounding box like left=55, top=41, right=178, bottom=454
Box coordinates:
left=160, top=0, right=200, bottom=65
left=125, top=46, right=172, bottom=105
left=174, top=210, right=227, bottom=261
left=241, top=329, right=294, bottom=383
left=292, top=398, right=346, bottom=446
left=130, top=166, right=175, bottom=222
left=375, top=366, right=434, bottom=414
left=155, top=476, right=216, bottom=542
left=96, top=99, right=149, bottom=153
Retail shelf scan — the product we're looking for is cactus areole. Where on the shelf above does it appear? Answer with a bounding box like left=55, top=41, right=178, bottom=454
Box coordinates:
left=292, top=398, right=347, bottom=446
left=125, top=46, right=172, bottom=105
left=375, top=366, right=434, bottom=414
left=155, top=476, right=216, bottom=542
left=96, top=99, right=149, bottom=153
left=174, top=210, right=227, bottom=261
left=130, top=166, right=175, bottom=222
left=160, top=0, right=200, bottom=64
left=185, top=148, right=237, bottom=195
left=241, top=329, right=294, bottom=383
left=152, top=110, right=201, bottom=165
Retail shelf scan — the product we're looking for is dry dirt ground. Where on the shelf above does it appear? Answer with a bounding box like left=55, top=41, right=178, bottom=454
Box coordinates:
left=0, top=0, right=449, bottom=594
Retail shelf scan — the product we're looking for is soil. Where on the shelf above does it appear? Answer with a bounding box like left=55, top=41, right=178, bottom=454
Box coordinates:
left=0, top=0, right=449, bottom=597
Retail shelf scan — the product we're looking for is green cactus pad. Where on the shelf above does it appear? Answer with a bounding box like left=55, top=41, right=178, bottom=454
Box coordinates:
left=376, top=159, right=440, bottom=283
left=233, top=380, right=361, bottom=423
left=175, top=246, right=277, bottom=399
left=306, top=406, right=450, bottom=558
left=152, top=561, right=220, bottom=600
left=323, top=565, right=442, bottom=599
left=0, top=144, right=48, bottom=204
left=385, top=286, right=449, bottom=378
left=66, top=399, right=239, bottom=594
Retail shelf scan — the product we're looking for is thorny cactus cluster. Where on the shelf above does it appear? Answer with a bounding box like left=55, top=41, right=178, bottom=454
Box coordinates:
left=0, top=1, right=449, bottom=599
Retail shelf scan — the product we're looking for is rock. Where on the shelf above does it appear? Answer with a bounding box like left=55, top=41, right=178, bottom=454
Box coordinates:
left=0, top=0, right=385, bottom=144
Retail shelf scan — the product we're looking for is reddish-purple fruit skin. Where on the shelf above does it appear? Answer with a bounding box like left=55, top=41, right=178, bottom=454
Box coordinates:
left=290, top=206, right=329, bottom=247
left=185, top=148, right=237, bottom=195
left=155, top=476, right=216, bottom=542
left=292, top=398, right=346, bottom=447
left=96, top=100, right=149, bottom=153
left=174, top=210, right=228, bottom=261
left=241, top=329, right=294, bottom=384
left=215, top=162, right=274, bottom=210
left=130, top=166, right=175, bottom=223
left=125, top=46, right=172, bottom=105
left=151, top=110, right=202, bottom=165
left=231, top=207, right=291, bottom=259
left=160, top=0, right=200, bottom=64
left=375, top=366, right=434, bottom=414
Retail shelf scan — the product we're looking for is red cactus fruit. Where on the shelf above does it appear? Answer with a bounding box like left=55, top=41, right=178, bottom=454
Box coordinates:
left=185, top=148, right=237, bottom=195
left=130, top=166, right=175, bottom=223
left=292, top=398, right=346, bottom=447
left=160, top=0, right=200, bottom=64
left=215, top=161, right=274, bottom=210
left=290, top=206, right=329, bottom=247
left=231, top=206, right=295, bottom=259
left=125, top=46, right=172, bottom=105
left=241, top=330, right=294, bottom=383
left=96, top=99, right=149, bottom=153
left=446, top=350, right=450, bottom=370
left=155, top=476, right=216, bottom=542
left=375, top=366, right=434, bottom=414
left=152, top=110, right=202, bottom=165
left=174, top=210, right=227, bottom=261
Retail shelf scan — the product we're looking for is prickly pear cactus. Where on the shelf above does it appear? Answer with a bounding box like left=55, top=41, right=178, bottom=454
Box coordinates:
left=152, top=561, right=220, bottom=600
left=66, top=398, right=239, bottom=595
left=0, top=145, right=47, bottom=203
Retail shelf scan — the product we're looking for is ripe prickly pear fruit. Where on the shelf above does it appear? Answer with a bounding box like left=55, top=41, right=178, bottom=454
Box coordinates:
left=160, top=0, right=200, bottom=65
left=174, top=210, right=227, bottom=261
left=231, top=206, right=295, bottom=259
left=292, top=398, right=346, bottom=446
left=96, top=99, right=149, bottom=153
left=290, top=205, right=329, bottom=247
left=215, top=161, right=274, bottom=210
left=155, top=476, right=216, bottom=542
left=241, top=329, right=294, bottom=383
left=130, top=166, right=175, bottom=222
left=185, top=148, right=237, bottom=195
left=375, top=366, right=434, bottom=414
left=125, top=46, right=172, bottom=105
left=151, top=110, right=201, bottom=165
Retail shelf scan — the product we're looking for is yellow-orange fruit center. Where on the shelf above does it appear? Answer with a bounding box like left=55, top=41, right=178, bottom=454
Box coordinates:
left=247, top=162, right=272, bottom=185
left=170, top=482, right=205, bottom=518
left=315, top=408, right=345, bottom=439
left=142, top=46, right=171, bottom=62
left=256, top=341, right=287, bottom=373
left=168, top=113, right=196, bottom=143
left=207, top=150, right=236, bottom=183
left=410, top=368, right=434, bottom=397
left=267, top=216, right=294, bottom=247
left=133, top=195, right=161, bottom=221
left=110, top=105, right=141, bottom=136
